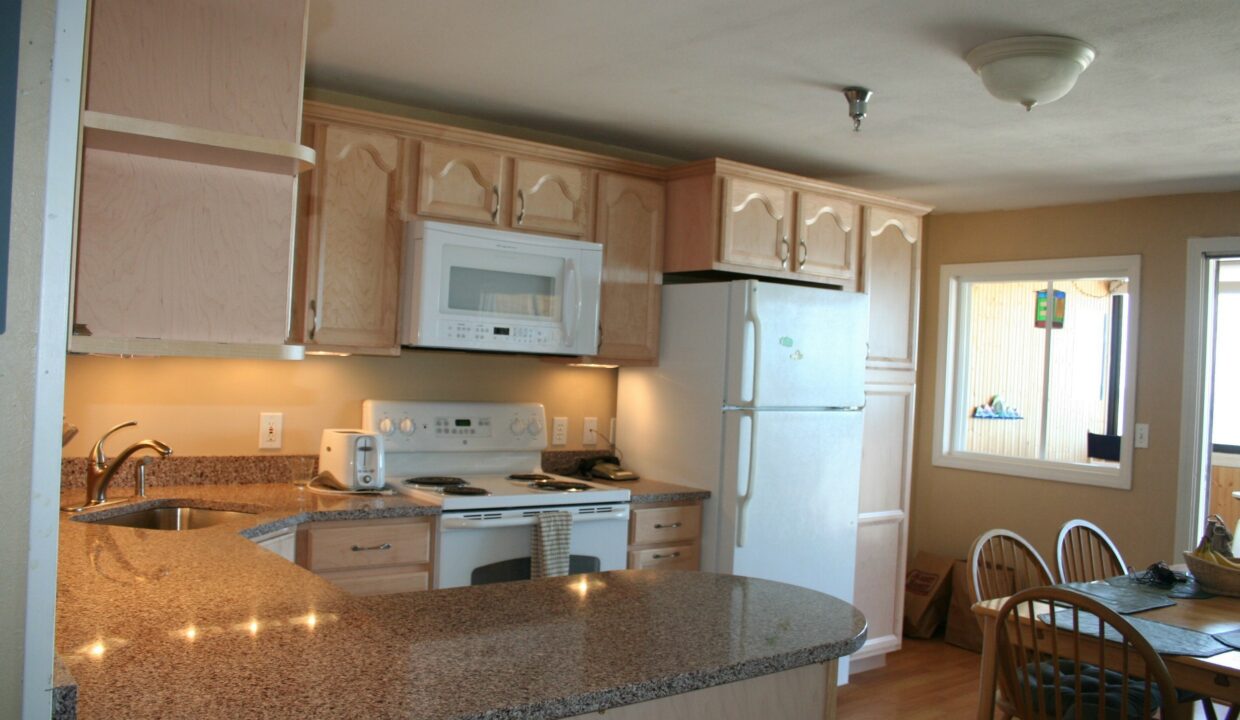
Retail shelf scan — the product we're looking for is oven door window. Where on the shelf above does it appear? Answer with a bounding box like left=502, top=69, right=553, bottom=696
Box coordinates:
left=470, top=555, right=601, bottom=586
left=441, top=246, right=563, bottom=321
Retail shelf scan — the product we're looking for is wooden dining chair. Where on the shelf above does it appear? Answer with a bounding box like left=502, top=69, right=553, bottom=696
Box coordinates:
left=1056, top=519, right=1127, bottom=583
left=983, top=586, right=1186, bottom=720
left=968, top=528, right=1056, bottom=605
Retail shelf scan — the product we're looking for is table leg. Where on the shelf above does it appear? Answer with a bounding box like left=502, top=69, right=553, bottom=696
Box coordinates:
left=976, top=613, right=999, bottom=720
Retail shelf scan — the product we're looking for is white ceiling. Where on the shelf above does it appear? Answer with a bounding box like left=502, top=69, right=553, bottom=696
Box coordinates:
left=306, top=0, right=1240, bottom=213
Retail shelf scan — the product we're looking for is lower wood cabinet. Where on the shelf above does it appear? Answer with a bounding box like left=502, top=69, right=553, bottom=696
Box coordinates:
left=627, top=501, right=702, bottom=571
left=296, top=516, right=434, bottom=596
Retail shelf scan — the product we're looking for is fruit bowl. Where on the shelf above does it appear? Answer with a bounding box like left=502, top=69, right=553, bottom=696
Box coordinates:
left=1183, top=551, right=1240, bottom=597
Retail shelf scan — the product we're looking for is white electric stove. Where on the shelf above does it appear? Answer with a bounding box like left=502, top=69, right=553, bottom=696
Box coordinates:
left=362, top=400, right=631, bottom=588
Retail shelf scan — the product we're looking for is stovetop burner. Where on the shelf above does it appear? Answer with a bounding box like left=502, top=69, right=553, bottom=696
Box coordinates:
left=405, top=476, right=466, bottom=487
left=442, top=485, right=489, bottom=496
left=530, top=479, right=592, bottom=492
left=508, top=473, right=553, bottom=481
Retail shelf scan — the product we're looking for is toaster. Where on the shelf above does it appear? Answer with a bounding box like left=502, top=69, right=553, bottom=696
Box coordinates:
left=318, top=429, right=385, bottom=490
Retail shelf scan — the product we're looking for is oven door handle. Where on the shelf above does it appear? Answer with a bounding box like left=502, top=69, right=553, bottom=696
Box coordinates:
left=441, top=509, right=629, bottom=529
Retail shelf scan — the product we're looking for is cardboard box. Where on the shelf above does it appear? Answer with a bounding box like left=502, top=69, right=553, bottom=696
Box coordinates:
left=902, top=552, right=954, bottom=638
left=945, top=558, right=987, bottom=652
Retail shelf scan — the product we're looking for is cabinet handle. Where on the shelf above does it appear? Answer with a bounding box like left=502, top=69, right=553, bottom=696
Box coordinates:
left=653, top=522, right=682, bottom=529
left=351, top=543, right=391, bottom=552
left=798, top=239, right=808, bottom=269
left=779, top=236, right=790, bottom=269
left=516, top=189, right=526, bottom=225
left=652, top=552, right=681, bottom=560
left=490, top=185, right=500, bottom=223
left=308, top=299, right=319, bottom=341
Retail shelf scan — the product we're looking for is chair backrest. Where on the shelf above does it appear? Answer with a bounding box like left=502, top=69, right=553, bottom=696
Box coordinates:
left=986, top=587, right=1180, bottom=720
left=1057, top=519, right=1127, bottom=583
left=968, top=528, right=1055, bottom=605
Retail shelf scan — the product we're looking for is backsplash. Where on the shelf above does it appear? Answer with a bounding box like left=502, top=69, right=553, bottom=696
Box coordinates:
left=59, top=450, right=614, bottom=489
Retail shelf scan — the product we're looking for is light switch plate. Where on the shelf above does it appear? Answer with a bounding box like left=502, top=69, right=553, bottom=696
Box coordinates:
left=583, top=417, right=598, bottom=446
left=551, top=417, right=568, bottom=446
left=1134, top=423, right=1149, bottom=449
left=259, top=412, right=283, bottom=450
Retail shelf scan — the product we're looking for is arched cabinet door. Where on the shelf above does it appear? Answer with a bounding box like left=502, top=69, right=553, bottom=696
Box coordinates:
left=593, top=172, right=665, bottom=362
left=795, top=191, right=859, bottom=288
left=512, top=158, right=590, bottom=237
left=417, top=140, right=504, bottom=226
left=720, top=177, right=792, bottom=272
left=861, top=206, right=921, bottom=370
left=299, top=123, right=404, bottom=354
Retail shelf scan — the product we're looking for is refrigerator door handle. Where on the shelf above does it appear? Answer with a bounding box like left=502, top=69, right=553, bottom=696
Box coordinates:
left=745, top=283, right=762, bottom=407
left=736, top=409, right=758, bottom=547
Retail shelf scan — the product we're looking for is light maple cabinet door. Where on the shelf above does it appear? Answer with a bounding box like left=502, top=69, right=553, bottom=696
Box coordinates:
left=594, top=173, right=664, bottom=362
left=512, top=158, right=590, bottom=236
left=300, top=124, right=403, bottom=354
left=720, top=176, right=792, bottom=272
left=795, top=191, right=859, bottom=287
left=862, top=207, right=922, bottom=370
left=417, top=140, right=504, bottom=226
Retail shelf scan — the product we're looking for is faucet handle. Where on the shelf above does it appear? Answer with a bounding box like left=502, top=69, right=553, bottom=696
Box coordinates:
left=91, top=420, right=137, bottom=466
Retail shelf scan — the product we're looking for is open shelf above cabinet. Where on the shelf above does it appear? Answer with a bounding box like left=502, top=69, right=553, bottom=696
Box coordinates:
left=82, top=110, right=316, bottom=176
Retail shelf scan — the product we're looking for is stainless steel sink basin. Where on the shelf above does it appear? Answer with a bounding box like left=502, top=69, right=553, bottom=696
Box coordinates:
left=76, top=506, right=255, bottom=530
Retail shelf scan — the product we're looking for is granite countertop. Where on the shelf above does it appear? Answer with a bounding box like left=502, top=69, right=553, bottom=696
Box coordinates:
left=590, top=476, right=711, bottom=504
left=56, top=483, right=858, bottom=719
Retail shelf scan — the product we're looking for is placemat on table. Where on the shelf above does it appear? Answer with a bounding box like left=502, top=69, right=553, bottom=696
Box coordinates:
left=1039, top=609, right=1231, bottom=658
left=1061, top=581, right=1175, bottom=614
left=1214, top=627, right=1240, bottom=651
left=1105, top=573, right=1216, bottom=600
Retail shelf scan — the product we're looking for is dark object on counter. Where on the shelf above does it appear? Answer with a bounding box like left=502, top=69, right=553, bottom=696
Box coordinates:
left=576, top=456, right=639, bottom=482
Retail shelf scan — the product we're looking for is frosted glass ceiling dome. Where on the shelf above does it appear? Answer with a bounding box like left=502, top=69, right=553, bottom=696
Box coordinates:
left=966, top=35, right=1097, bottom=111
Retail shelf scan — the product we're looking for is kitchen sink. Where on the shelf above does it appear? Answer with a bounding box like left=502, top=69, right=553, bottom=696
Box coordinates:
left=74, top=506, right=256, bottom=531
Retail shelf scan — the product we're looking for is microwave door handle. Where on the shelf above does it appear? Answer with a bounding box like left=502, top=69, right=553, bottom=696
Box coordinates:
left=563, top=258, right=581, bottom=347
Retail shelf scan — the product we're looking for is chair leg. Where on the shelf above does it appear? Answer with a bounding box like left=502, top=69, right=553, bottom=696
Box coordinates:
left=1203, top=699, right=1219, bottom=720
left=1224, top=703, right=1238, bottom=720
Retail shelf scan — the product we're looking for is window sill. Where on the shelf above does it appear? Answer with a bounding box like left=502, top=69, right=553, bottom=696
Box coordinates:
left=931, top=451, right=1132, bottom=490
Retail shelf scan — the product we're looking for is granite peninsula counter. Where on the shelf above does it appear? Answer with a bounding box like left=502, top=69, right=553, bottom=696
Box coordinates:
left=56, top=484, right=865, bottom=719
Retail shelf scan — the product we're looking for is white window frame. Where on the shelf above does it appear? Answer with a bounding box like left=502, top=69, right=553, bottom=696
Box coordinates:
left=932, top=255, right=1141, bottom=489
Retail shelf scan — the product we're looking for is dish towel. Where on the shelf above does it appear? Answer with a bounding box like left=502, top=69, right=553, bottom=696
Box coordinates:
left=531, top=511, right=572, bottom=579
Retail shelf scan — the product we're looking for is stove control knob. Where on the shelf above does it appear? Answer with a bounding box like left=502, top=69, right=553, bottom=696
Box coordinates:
left=378, top=418, right=395, bottom=436
left=526, top=418, right=543, bottom=436
left=510, top=418, right=527, bottom=435
left=399, top=417, right=415, bottom=435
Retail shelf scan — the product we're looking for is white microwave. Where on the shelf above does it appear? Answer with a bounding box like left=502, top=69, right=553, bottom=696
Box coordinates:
left=401, top=221, right=603, bottom=355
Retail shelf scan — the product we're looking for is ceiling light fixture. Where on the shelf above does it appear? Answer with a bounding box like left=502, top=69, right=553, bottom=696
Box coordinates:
left=843, top=87, right=872, bottom=131
left=966, top=35, right=1096, bottom=111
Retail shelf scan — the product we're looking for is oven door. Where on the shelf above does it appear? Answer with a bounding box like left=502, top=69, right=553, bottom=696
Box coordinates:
left=435, top=504, right=629, bottom=589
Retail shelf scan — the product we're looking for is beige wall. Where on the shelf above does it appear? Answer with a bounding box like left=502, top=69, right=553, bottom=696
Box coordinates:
left=913, top=190, right=1240, bottom=569
left=63, top=352, right=617, bottom=457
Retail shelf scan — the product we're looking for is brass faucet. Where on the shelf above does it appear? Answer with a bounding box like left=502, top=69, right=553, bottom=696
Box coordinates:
left=62, top=421, right=173, bottom=512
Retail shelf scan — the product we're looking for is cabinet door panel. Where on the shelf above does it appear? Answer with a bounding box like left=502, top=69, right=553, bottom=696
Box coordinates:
left=594, top=173, right=664, bottom=361
left=796, top=192, right=858, bottom=286
left=513, top=158, right=589, bottom=236
left=852, top=519, right=902, bottom=658
left=862, top=207, right=921, bottom=369
left=720, top=177, right=790, bottom=271
left=418, top=140, right=503, bottom=225
left=304, top=125, right=402, bottom=352
left=859, top=388, right=914, bottom=514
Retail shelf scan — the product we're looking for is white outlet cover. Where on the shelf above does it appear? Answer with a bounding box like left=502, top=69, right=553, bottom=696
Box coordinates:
left=551, top=416, right=568, bottom=446
left=259, top=412, right=283, bottom=450
left=583, top=417, right=598, bottom=446
left=1134, top=423, right=1149, bottom=449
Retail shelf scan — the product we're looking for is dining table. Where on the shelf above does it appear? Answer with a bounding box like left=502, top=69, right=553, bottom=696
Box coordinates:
left=972, top=580, right=1240, bottom=719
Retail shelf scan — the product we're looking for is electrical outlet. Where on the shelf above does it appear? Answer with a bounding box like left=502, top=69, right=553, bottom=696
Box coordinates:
left=583, top=417, right=598, bottom=446
left=259, top=412, right=283, bottom=450
left=551, top=417, right=568, bottom=446
left=1134, top=423, right=1149, bottom=449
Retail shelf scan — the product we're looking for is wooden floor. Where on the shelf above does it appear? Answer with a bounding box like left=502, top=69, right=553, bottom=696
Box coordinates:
left=837, top=637, right=1232, bottom=719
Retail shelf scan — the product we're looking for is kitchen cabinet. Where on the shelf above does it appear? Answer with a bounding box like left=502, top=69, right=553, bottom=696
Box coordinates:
left=850, top=205, right=925, bottom=672
left=70, top=0, right=313, bottom=359
left=511, top=158, right=590, bottom=236
left=294, top=122, right=405, bottom=355
left=417, top=140, right=506, bottom=227
left=296, top=516, right=434, bottom=596
left=627, top=501, right=702, bottom=571
left=665, top=159, right=915, bottom=290
left=592, top=172, right=665, bottom=363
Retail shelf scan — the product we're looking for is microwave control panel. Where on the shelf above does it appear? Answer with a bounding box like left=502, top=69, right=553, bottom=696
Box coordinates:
left=439, top=320, right=561, bottom=349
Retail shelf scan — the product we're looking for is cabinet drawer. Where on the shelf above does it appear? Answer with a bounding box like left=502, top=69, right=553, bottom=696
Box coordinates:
left=319, top=566, right=430, bottom=596
left=301, top=519, right=431, bottom=572
left=629, top=544, right=699, bottom=571
left=630, top=505, right=701, bottom=545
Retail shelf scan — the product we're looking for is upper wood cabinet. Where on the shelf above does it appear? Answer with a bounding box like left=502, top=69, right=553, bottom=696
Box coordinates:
left=295, top=123, right=404, bottom=355
left=861, top=206, right=922, bottom=370
left=417, top=140, right=505, bottom=226
left=665, top=160, right=920, bottom=291
left=593, top=173, right=665, bottom=362
left=512, top=158, right=590, bottom=236
left=795, top=192, right=859, bottom=285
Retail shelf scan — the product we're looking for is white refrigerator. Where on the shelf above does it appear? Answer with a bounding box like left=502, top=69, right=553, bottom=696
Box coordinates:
left=617, top=280, right=867, bottom=677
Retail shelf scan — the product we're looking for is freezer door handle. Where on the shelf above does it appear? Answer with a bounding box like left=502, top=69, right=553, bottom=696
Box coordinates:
left=736, top=409, right=758, bottom=547
left=743, top=283, right=762, bottom=407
